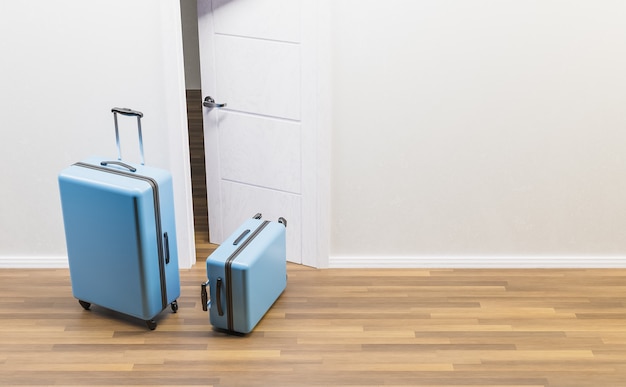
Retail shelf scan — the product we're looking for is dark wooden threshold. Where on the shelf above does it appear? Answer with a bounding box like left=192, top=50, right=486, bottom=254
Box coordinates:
left=186, top=89, right=218, bottom=260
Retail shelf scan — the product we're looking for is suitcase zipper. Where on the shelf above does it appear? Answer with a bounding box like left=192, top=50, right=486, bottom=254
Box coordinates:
left=224, top=220, right=270, bottom=331
left=73, top=162, right=169, bottom=311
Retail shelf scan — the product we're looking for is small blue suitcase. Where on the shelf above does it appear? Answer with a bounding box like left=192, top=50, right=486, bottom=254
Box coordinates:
left=201, top=214, right=287, bottom=334
left=58, top=108, right=180, bottom=330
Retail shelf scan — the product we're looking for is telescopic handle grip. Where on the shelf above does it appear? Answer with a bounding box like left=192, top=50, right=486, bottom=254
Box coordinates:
left=111, top=107, right=143, bottom=118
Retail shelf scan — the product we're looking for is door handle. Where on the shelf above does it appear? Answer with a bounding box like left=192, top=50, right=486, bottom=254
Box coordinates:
left=203, top=96, right=227, bottom=109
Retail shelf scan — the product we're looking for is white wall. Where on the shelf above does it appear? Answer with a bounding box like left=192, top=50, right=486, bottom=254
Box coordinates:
left=0, top=0, right=195, bottom=268
left=330, top=0, right=626, bottom=267
left=4, top=0, right=626, bottom=270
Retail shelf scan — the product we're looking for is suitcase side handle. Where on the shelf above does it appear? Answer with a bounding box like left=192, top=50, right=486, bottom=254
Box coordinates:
left=163, top=232, right=170, bottom=264
left=201, top=281, right=209, bottom=312
left=233, top=229, right=251, bottom=246
left=216, top=277, right=224, bottom=316
left=99, top=161, right=137, bottom=172
left=111, top=107, right=145, bottom=165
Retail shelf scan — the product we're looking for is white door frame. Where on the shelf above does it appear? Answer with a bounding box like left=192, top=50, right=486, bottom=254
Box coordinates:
left=163, top=0, right=197, bottom=270
left=314, top=0, right=332, bottom=268
left=300, top=0, right=332, bottom=268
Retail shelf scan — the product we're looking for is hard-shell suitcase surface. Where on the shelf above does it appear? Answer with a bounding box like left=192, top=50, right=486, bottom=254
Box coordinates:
left=58, top=108, right=180, bottom=330
left=202, top=214, right=287, bottom=334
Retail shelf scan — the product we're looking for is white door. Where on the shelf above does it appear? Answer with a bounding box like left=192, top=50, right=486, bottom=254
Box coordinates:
left=197, top=0, right=322, bottom=265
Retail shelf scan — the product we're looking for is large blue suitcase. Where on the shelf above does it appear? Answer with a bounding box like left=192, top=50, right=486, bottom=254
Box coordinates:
left=58, top=108, right=180, bottom=330
left=201, top=214, right=287, bottom=334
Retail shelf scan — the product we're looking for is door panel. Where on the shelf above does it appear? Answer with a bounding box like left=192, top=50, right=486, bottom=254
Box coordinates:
left=221, top=181, right=301, bottom=263
left=214, top=35, right=301, bottom=120
left=212, top=0, right=300, bottom=42
left=198, top=0, right=311, bottom=264
left=218, top=112, right=302, bottom=193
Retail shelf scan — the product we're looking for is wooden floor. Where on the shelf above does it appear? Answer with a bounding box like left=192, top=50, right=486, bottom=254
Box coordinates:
left=2, top=264, right=626, bottom=386
left=5, top=92, right=625, bottom=385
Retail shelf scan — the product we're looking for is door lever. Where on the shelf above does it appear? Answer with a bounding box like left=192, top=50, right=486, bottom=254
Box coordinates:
left=203, top=96, right=227, bottom=109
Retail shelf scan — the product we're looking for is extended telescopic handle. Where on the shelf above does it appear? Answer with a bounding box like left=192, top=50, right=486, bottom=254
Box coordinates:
left=111, top=107, right=145, bottom=165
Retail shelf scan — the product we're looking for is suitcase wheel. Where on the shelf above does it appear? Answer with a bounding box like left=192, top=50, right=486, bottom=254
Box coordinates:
left=78, top=300, right=91, bottom=310
left=170, top=300, right=178, bottom=313
left=146, top=320, right=157, bottom=330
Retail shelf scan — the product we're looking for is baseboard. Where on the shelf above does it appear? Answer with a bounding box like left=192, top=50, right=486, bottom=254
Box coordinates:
left=0, top=256, right=69, bottom=269
left=329, top=255, right=626, bottom=269
left=3, top=255, right=625, bottom=269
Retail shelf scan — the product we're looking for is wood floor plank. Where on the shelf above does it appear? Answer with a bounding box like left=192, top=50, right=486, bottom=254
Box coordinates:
left=2, top=264, right=626, bottom=386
